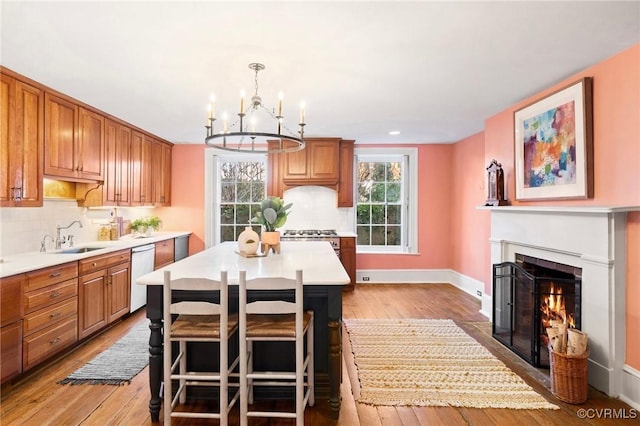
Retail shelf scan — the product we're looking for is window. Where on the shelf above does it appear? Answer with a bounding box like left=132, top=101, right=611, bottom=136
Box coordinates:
left=355, top=148, right=418, bottom=253
left=205, top=151, right=266, bottom=246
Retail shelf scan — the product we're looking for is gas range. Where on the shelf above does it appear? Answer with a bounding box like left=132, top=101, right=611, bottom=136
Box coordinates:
left=280, top=229, right=340, bottom=250
left=282, top=229, right=338, bottom=237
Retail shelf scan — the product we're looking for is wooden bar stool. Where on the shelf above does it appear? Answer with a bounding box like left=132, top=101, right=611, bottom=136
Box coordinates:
left=238, top=269, right=314, bottom=426
left=162, top=270, right=240, bottom=425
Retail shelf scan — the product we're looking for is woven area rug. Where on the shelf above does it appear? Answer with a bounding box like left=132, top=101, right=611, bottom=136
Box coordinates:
left=344, top=318, right=559, bottom=409
left=58, top=321, right=149, bottom=385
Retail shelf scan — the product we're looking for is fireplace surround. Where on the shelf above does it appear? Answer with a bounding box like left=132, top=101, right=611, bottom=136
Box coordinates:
left=485, top=206, right=638, bottom=399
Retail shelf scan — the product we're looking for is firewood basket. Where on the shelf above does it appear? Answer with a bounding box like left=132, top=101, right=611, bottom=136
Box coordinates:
left=548, top=346, right=589, bottom=404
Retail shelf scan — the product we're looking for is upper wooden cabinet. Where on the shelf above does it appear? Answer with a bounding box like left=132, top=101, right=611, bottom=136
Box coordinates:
left=131, top=131, right=153, bottom=206
left=44, top=93, right=105, bottom=182
left=337, top=140, right=355, bottom=207
left=267, top=137, right=354, bottom=206
left=152, top=139, right=171, bottom=206
left=103, top=120, right=131, bottom=205
left=0, top=73, right=44, bottom=207
left=283, top=138, right=340, bottom=184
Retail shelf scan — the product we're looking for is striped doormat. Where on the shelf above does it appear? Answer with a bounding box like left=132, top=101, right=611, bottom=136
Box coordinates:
left=58, top=321, right=149, bottom=385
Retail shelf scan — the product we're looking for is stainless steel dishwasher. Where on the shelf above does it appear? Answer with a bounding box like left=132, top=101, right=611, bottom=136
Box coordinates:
left=174, top=234, right=189, bottom=262
left=130, top=243, right=155, bottom=312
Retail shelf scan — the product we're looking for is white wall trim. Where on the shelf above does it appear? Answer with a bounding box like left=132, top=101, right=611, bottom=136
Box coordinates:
left=621, top=364, right=640, bottom=411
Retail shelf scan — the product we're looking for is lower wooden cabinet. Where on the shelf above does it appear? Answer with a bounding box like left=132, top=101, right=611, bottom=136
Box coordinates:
left=340, top=237, right=356, bottom=291
left=78, top=249, right=131, bottom=339
left=23, top=317, right=77, bottom=370
left=154, top=239, right=174, bottom=269
left=1, top=321, right=22, bottom=382
left=22, top=263, right=79, bottom=371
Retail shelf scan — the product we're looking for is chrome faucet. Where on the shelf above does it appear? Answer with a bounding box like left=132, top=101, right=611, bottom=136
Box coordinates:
left=56, top=220, right=83, bottom=250
left=40, top=234, right=55, bottom=252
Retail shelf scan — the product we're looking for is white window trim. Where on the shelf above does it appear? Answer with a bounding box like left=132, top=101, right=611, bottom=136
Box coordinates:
left=204, top=148, right=266, bottom=249
left=354, top=147, right=418, bottom=254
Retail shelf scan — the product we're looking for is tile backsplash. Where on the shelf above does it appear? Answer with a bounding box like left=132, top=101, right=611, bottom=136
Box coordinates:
left=0, top=200, right=156, bottom=257
left=282, top=186, right=354, bottom=232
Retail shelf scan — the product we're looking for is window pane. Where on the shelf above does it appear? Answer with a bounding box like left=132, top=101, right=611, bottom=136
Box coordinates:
left=220, top=225, right=235, bottom=242
left=387, top=205, right=401, bottom=224
left=251, top=182, right=265, bottom=201
left=357, top=204, right=370, bottom=224
left=220, top=183, right=235, bottom=202
left=237, top=182, right=251, bottom=202
left=371, top=183, right=386, bottom=203
left=387, top=226, right=401, bottom=245
left=357, top=226, right=370, bottom=245
left=372, top=163, right=385, bottom=181
left=236, top=204, right=250, bottom=223
left=371, top=226, right=386, bottom=245
left=357, top=183, right=371, bottom=203
left=371, top=205, right=385, bottom=224
left=220, top=204, right=234, bottom=224
left=387, top=162, right=401, bottom=181
left=386, top=183, right=401, bottom=203
left=358, top=162, right=371, bottom=182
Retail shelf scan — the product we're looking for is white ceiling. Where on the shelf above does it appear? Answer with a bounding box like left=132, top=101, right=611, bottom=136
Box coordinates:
left=2, top=1, right=639, bottom=145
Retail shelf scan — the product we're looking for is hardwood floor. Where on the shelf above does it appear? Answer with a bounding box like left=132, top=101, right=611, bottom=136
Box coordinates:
left=1, top=283, right=637, bottom=425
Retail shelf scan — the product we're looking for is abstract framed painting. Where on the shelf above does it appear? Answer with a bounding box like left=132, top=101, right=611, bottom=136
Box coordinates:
left=514, top=77, right=593, bottom=201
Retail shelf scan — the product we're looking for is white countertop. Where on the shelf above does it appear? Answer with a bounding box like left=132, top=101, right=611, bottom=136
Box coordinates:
left=137, top=241, right=350, bottom=286
left=0, top=231, right=191, bottom=278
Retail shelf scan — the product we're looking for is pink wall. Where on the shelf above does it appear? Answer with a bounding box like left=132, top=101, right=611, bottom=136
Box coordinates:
left=157, top=144, right=207, bottom=254
left=355, top=144, right=454, bottom=270
left=450, top=132, right=489, bottom=282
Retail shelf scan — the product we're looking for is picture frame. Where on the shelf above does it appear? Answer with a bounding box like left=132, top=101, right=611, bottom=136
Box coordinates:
left=514, top=77, right=593, bottom=201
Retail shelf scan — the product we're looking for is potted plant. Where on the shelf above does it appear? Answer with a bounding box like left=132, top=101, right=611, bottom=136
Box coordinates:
left=130, top=218, right=147, bottom=235
left=146, top=216, right=162, bottom=233
left=252, top=196, right=292, bottom=247
left=131, top=216, right=162, bottom=236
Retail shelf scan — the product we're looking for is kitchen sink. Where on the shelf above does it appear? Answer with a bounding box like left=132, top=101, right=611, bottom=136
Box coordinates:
left=54, top=246, right=107, bottom=254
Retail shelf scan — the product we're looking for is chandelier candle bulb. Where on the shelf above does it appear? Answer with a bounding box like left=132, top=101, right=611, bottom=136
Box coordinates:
left=240, top=89, right=245, bottom=113
left=278, top=91, right=283, bottom=116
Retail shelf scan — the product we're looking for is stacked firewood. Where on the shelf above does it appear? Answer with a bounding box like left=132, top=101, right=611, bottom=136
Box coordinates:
left=547, top=321, right=589, bottom=356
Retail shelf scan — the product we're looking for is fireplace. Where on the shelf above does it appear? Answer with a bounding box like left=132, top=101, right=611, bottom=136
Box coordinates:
left=485, top=205, right=638, bottom=398
left=492, top=254, right=582, bottom=367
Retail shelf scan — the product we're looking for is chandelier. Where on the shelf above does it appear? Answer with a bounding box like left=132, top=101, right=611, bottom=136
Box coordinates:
left=204, top=63, right=305, bottom=153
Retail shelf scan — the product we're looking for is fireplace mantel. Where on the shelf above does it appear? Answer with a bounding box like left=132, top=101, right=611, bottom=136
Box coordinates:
left=486, top=205, right=639, bottom=399
left=479, top=205, right=640, bottom=214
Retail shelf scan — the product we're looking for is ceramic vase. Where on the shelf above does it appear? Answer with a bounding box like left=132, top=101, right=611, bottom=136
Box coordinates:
left=238, top=226, right=260, bottom=255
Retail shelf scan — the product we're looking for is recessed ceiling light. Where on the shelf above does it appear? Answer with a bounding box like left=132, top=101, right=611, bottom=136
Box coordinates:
left=389, top=130, right=400, bottom=135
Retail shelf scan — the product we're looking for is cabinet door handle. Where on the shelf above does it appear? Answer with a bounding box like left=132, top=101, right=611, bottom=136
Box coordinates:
left=50, top=311, right=62, bottom=319
left=49, top=272, right=62, bottom=278
left=92, top=262, right=97, bottom=267
left=50, top=337, right=61, bottom=345
left=50, top=291, right=61, bottom=299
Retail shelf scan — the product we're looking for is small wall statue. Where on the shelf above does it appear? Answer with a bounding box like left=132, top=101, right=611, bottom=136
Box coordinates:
left=485, top=159, right=508, bottom=206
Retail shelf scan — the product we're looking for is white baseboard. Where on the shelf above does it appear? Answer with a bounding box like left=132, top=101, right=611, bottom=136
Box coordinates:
left=356, top=269, right=488, bottom=320
left=621, top=364, right=640, bottom=410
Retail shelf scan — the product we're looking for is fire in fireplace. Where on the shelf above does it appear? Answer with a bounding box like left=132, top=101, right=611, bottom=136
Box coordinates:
left=492, top=254, right=582, bottom=367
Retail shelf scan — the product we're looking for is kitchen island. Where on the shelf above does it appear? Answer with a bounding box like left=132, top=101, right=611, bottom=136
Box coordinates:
left=136, top=241, right=350, bottom=421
